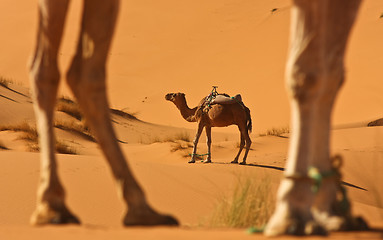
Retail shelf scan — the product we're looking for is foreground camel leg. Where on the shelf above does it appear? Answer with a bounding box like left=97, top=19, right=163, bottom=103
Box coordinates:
left=65, top=0, right=177, bottom=226
left=29, top=0, right=80, bottom=224
left=265, top=0, right=364, bottom=236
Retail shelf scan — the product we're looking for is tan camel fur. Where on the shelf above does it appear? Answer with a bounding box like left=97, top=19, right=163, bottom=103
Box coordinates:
left=165, top=93, right=252, bottom=164
left=28, top=0, right=178, bottom=226
left=264, top=0, right=368, bottom=236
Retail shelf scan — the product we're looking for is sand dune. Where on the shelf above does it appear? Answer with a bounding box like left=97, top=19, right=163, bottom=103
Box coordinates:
left=0, top=0, right=383, bottom=239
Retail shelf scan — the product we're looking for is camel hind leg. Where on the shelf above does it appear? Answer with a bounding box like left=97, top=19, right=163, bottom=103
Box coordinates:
left=231, top=127, right=245, bottom=164
left=29, top=0, right=80, bottom=225
left=232, top=124, right=251, bottom=165
left=240, top=128, right=252, bottom=165
left=66, top=0, right=177, bottom=226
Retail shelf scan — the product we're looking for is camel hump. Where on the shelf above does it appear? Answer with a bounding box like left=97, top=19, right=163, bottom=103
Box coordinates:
left=211, top=94, right=242, bottom=105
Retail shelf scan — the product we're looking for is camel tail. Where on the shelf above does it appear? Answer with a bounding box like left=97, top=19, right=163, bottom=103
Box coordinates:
left=245, top=106, right=252, bottom=133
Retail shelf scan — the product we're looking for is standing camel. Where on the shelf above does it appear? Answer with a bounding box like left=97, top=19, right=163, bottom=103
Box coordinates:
left=28, top=0, right=178, bottom=226
left=165, top=92, right=252, bottom=164
left=264, top=0, right=368, bottom=236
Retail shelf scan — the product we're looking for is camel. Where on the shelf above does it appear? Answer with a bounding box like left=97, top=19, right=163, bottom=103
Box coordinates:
left=165, top=91, right=252, bottom=164
left=28, top=0, right=178, bottom=226
left=264, top=0, right=368, bottom=236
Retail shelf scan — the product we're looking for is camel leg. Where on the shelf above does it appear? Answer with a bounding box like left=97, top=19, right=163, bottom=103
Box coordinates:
left=29, top=0, right=80, bottom=225
left=190, top=122, right=204, bottom=163
left=203, top=126, right=212, bottom=163
left=240, top=128, right=252, bottom=165
left=66, top=0, right=177, bottom=226
left=265, top=0, right=362, bottom=236
left=231, top=127, right=244, bottom=164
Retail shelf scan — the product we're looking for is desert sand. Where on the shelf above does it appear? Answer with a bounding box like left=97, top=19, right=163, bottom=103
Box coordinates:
left=0, top=0, right=383, bottom=239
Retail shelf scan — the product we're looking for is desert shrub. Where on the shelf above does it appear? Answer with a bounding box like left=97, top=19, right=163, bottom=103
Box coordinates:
left=56, top=140, right=77, bottom=155
left=259, top=127, right=289, bottom=137
left=0, top=122, right=78, bottom=154
left=0, top=122, right=39, bottom=152
left=110, top=108, right=138, bottom=120
left=205, top=175, right=274, bottom=228
left=174, top=131, right=191, bottom=142
left=0, top=141, right=8, bottom=150
left=171, top=141, right=193, bottom=152
left=168, top=140, right=196, bottom=159
left=54, top=119, right=95, bottom=142
left=0, top=122, right=39, bottom=143
left=164, top=131, right=191, bottom=143
left=56, top=97, right=83, bottom=121
left=0, top=76, right=12, bottom=88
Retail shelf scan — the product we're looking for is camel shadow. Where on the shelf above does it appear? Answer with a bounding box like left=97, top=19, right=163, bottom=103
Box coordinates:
left=209, top=161, right=368, bottom=192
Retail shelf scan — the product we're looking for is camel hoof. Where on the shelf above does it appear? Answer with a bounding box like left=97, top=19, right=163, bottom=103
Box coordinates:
left=203, top=159, right=212, bottom=163
left=239, top=161, right=246, bottom=165
left=30, top=204, right=81, bottom=225
left=323, top=215, right=369, bottom=232
left=124, top=209, right=179, bottom=226
left=188, top=159, right=195, bottom=163
left=353, top=216, right=369, bottom=231
left=265, top=218, right=327, bottom=236
left=231, top=160, right=238, bottom=164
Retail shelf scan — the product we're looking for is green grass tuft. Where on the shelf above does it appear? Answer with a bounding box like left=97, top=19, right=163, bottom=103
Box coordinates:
left=205, top=175, right=274, bottom=228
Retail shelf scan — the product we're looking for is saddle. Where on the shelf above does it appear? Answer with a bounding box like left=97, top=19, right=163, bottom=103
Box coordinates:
left=202, top=93, right=243, bottom=114
left=211, top=94, right=242, bottom=105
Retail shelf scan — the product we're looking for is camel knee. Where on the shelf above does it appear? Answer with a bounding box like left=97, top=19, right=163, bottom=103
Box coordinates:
left=238, top=139, right=245, bottom=148
left=29, top=58, right=60, bottom=108
left=67, top=56, right=106, bottom=93
left=246, top=138, right=252, bottom=148
left=286, top=64, right=344, bottom=105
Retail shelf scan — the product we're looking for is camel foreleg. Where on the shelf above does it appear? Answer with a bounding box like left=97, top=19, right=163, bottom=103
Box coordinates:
left=190, top=123, right=204, bottom=163
left=66, top=0, right=177, bottom=226
left=204, top=126, right=212, bottom=163
left=29, top=0, right=80, bottom=225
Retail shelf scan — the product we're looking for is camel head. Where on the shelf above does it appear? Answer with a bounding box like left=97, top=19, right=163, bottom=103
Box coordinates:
left=165, top=92, right=197, bottom=122
left=165, top=92, right=185, bottom=104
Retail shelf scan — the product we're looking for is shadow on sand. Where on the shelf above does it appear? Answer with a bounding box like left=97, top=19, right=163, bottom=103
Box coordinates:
left=209, top=161, right=368, bottom=191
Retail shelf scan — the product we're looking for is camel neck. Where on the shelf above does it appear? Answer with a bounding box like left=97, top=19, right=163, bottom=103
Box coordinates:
left=175, top=97, right=197, bottom=122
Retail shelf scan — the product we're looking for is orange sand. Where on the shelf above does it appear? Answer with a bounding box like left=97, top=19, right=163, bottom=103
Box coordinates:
left=0, top=0, right=383, bottom=239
